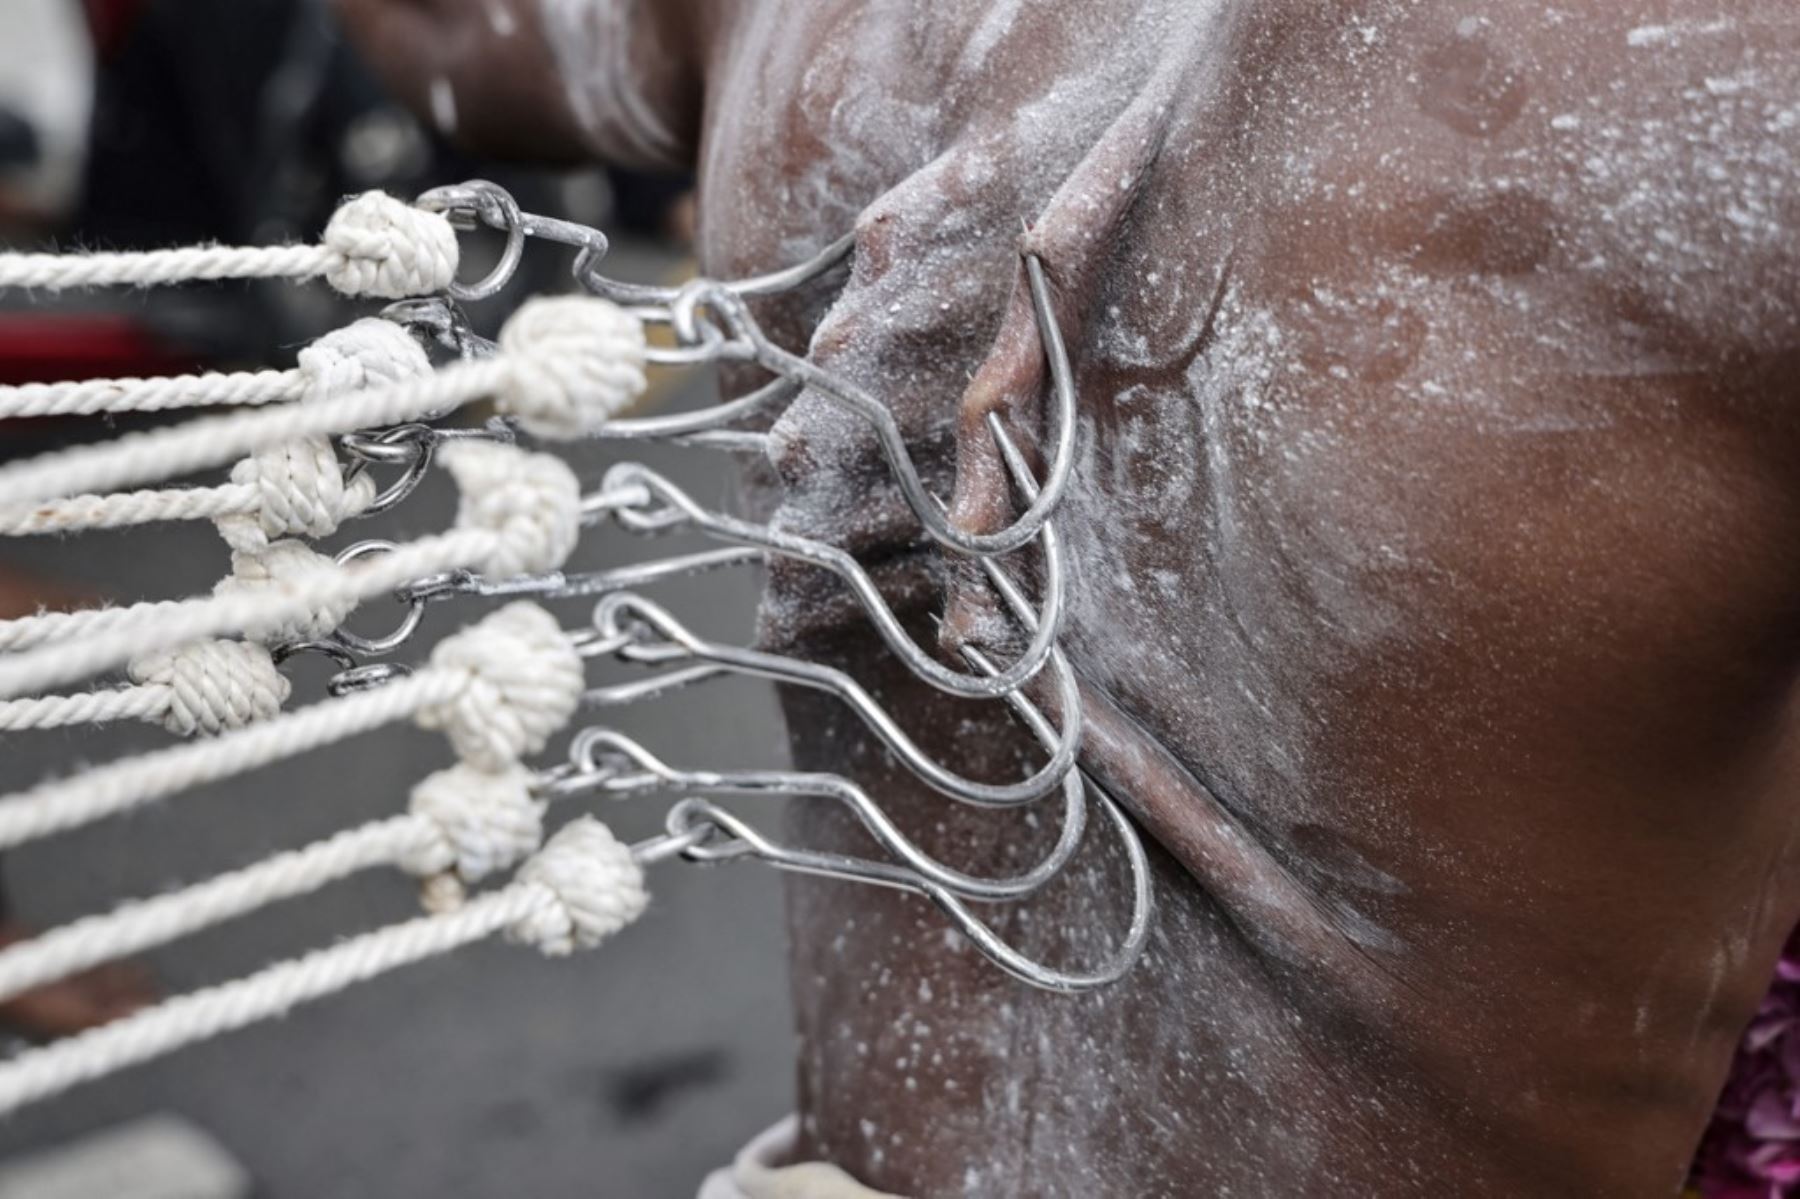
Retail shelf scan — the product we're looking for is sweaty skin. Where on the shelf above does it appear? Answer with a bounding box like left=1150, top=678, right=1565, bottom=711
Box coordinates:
left=344, top=2, right=1800, bottom=1193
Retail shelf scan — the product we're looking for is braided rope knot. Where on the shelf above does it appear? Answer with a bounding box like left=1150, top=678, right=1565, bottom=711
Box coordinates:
left=441, top=441, right=582, bottom=577
left=214, top=541, right=352, bottom=643
left=215, top=437, right=374, bottom=553
left=127, top=639, right=290, bottom=736
left=320, top=192, right=459, bottom=299
left=508, top=818, right=647, bottom=957
left=416, top=602, right=583, bottom=771
left=296, top=317, right=432, bottom=398
left=494, top=296, right=647, bottom=439
left=402, top=762, right=543, bottom=884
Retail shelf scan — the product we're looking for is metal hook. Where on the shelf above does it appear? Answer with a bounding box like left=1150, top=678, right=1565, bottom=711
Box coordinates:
left=269, top=637, right=413, bottom=698
left=580, top=243, right=1073, bottom=559
left=664, top=789, right=1150, bottom=995
left=328, top=540, right=428, bottom=656
left=415, top=179, right=528, bottom=303
left=339, top=429, right=432, bottom=518
left=327, top=662, right=414, bottom=697
left=398, top=547, right=763, bottom=608
left=585, top=376, right=799, bottom=448
left=577, top=231, right=855, bottom=309
left=552, top=726, right=1086, bottom=902
left=597, top=462, right=1063, bottom=699
left=584, top=592, right=1083, bottom=808
left=340, top=419, right=515, bottom=519
left=378, top=296, right=497, bottom=360
left=708, top=254, right=1075, bottom=557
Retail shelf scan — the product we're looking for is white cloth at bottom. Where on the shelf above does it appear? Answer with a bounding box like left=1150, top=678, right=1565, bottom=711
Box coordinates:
left=698, top=1116, right=908, bottom=1199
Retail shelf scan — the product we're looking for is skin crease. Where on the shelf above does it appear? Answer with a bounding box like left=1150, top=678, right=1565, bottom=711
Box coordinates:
left=341, top=1, right=1800, bottom=1194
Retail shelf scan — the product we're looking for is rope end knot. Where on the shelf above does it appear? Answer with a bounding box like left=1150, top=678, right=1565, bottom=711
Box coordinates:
left=417, top=601, right=582, bottom=770
left=509, top=818, right=647, bottom=956
left=322, top=192, right=459, bottom=299
left=496, top=296, right=647, bottom=439
left=127, top=639, right=290, bottom=736
left=404, top=762, right=543, bottom=885
left=441, top=441, right=582, bottom=577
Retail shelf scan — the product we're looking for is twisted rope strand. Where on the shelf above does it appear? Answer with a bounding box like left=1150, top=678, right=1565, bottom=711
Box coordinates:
left=0, top=884, right=534, bottom=1115
left=0, top=369, right=306, bottom=420
left=0, top=684, right=171, bottom=731
left=0, top=192, right=458, bottom=299
left=0, top=528, right=493, bottom=700
left=0, top=672, right=458, bottom=849
left=0, top=360, right=511, bottom=511
left=0, top=294, right=646, bottom=512
left=0, top=819, right=645, bottom=1116
left=0, top=483, right=259, bottom=535
left=0, top=243, right=336, bottom=291
left=0, top=816, right=421, bottom=1003
left=0, top=600, right=191, bottom=654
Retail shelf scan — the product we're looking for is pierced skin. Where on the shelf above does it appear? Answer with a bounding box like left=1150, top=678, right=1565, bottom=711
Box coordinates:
left=342, top=1, right=1800, bottom=1193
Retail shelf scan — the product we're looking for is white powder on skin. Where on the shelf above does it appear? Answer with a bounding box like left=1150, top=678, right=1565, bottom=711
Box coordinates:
left=550, top=0, right=1800, bottom=1191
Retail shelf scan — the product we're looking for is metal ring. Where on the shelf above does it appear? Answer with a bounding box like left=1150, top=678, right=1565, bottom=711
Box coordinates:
left=329, top=540, right=428, bottom=656
left=340, top=426, right=427, bottom=465
left=328, top=662, right=414, bottom=697
left=417, top=180, right=527, bottom=303
left=269, top=639, right=359, bottom=671
left=339, top=425, right=448, bottom=518
left=632, top=820, right=724, bottom=867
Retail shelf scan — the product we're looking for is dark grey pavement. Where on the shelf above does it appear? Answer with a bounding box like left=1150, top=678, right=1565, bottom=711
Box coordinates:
left=0, top=250, right=796, bottom=1197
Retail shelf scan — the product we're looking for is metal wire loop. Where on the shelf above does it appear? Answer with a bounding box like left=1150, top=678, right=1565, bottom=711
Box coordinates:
left=415, top=179, right=528, bottom=302
left=329, top=540, right=428, bottom=656
left=663, top=791, right=1150, bottom=995
left=584, top=592, right=1084, bottom=809
left=557, top=727, right=1086, bottom=902
left=599, top=461, right=1062, bottom=698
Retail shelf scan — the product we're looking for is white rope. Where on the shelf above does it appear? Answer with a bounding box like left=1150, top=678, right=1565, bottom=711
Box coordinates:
left=0, top=640, right=288, bottom=734
left=0, top=323, right=431, bottom=730
left=0, top=442, right=581, bottom=699
left=0, top=600, right=185, bottom=653
left=0, top=482, right=261, bottom=535
left=0, top=817, right=421, bottom=1002
left=0, top=763, right=540, bottom=1003
left=0, top=684, right=172, bottom=731
left=0, top=319, right=428, bottom=539
left=0, top=193, right=458, bottom=298
left=0, top=818, right=646, bottom=1116
left=0, top=295, right=645, bottom=511
left=0, top=369, right=305, bottom=420
left=0, top=602, right=582, bottom=848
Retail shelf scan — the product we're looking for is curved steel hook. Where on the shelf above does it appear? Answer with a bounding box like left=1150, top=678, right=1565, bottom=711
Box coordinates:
left=327, top=540, right=427, bottom=655
left=684, top=254, right=1076, bottom=558
left=415, top=179, right=528, bottom=303
left=665, top=790, right=1150, bottom=995
left=585, top=592, right=1083, bottom=808
left=597, top=462, right=1062, bottom=699
left=577, top=232, right=855, bottom=310
left=586, top=376, right=799, bottom=448
left=552, top=727, right=1087, bottom=902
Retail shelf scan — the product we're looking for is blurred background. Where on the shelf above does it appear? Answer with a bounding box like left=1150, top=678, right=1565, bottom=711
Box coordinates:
left=0, top=1, right=795, bottom=1195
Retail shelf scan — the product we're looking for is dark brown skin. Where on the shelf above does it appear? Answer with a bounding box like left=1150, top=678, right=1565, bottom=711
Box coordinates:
left=342, top=1, right=1800, bottom=1193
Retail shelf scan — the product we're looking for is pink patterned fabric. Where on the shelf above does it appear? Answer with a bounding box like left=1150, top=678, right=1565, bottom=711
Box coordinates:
left=1693, top=927, right=1800, bottom=1197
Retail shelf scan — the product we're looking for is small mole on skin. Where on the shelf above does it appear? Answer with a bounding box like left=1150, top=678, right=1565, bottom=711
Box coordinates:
left=1417, top=22, right=1527, bottom=138
left=1291, top=289, right=1427, bottom=386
